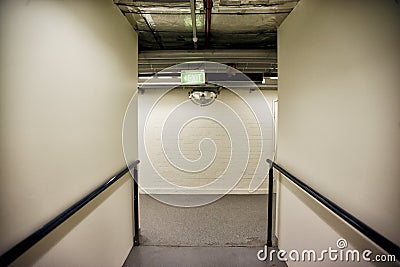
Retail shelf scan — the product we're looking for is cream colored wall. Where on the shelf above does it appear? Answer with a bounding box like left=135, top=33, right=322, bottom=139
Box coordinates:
left=277, top=0, right=400, bottom=266
left=138, top=88, right=277, bottom=194
left=0, top=1, right=138, bottom=266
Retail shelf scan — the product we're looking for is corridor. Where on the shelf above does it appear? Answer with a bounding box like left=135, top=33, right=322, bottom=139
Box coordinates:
left=0, top=1, right=399, bottom=267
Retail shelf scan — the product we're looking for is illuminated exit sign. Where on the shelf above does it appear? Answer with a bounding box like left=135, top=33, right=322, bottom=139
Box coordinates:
left=181, top=70, right=205, bottom=85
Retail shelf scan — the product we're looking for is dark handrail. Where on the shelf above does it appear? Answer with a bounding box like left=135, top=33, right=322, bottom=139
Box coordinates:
left=133, top=166, right=140, bottom=246
left=266, top=159, right=400, bottom=260
left=0, top=160, right=140, bottom=267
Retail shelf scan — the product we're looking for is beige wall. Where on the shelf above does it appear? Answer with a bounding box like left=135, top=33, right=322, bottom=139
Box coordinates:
left=277, top=0, right=400, bottom=266
left=0, top=0, right=138, bottom=266
left=138, top=88, right=277, bottom=194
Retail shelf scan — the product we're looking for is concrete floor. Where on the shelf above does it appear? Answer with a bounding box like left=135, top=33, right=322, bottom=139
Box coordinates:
left=123, top=246, right=287, bottom=267
left=139, top=194, right=274, bottom=246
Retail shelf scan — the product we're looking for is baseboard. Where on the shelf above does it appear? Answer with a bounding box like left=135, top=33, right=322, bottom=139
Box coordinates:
left=138, top=188, right=269, bottom=194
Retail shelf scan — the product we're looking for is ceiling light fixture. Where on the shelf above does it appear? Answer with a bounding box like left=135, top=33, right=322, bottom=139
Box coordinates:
left=139, top=76, right=154, bottom=80
left=188, top=89, right=218, bottom=106
left=157, top=76, right=174, bottom=79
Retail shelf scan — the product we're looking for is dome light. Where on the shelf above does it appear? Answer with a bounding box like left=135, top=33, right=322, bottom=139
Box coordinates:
left=188, top=90, right=218, bottom=106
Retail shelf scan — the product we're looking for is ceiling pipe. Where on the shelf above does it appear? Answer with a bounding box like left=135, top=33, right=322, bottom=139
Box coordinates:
left=139, top=49, right=277, bottom=59
left=138, top=49, right=277, bottom=73
left=141, top=12, right=164, bottom=49
left=190, top=0, right=198, bottom=49
left=204, top=0, right=213, bottom=49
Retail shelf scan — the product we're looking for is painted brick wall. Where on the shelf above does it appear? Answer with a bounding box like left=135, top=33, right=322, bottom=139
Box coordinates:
left=138, top=87, right=277, bottom=194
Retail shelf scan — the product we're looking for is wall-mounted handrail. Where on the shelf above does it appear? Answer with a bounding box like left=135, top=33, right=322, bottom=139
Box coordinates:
left=0, top=160, right=140, bottom=267
left=133, top=166, right=140, bottom=246
left=266, top=159, right=400, bottom=260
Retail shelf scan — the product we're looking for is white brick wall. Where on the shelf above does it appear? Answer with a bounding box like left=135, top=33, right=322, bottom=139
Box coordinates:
left=138, top=87, right=277, bottom=194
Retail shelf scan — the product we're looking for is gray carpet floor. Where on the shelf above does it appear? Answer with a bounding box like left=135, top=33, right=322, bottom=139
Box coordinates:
left=139, top=194, right=274, bottom=246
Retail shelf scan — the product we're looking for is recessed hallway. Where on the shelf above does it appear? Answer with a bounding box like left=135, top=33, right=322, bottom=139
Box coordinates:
left=125, top=194, right=282, bottom=267
left=139, top=194, right=273, bottom=246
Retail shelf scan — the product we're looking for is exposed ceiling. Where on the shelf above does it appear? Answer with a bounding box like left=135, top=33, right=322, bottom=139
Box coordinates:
left=114, top=0, right=298, bottom=50
left=114, top=0, right=299, bottom=88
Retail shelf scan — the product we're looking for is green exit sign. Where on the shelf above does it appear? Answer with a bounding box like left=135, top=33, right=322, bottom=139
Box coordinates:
left=181, top=70, right=205, bottom=85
